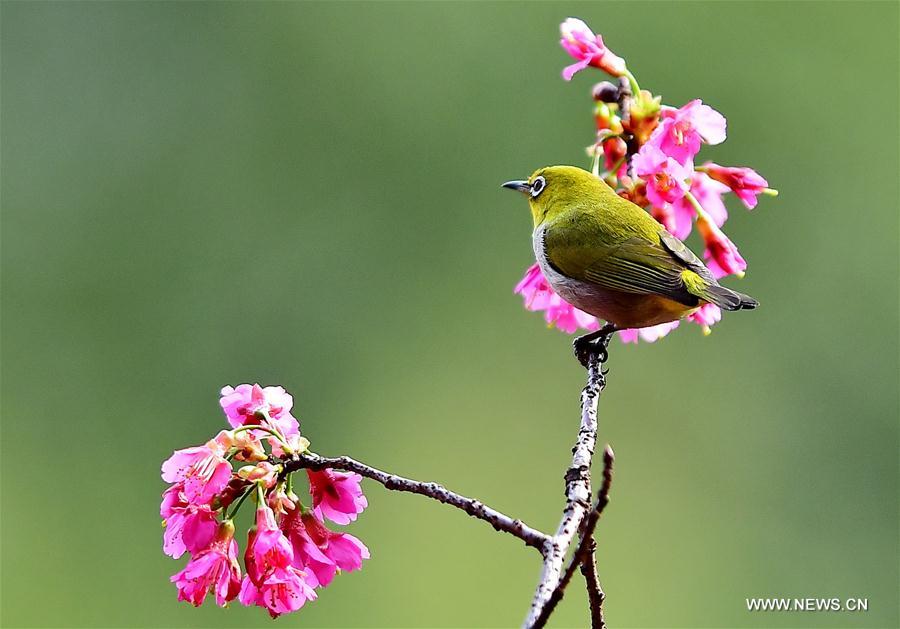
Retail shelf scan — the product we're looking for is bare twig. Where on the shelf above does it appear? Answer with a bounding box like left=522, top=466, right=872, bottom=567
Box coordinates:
left=529, top=445, right=615, bottom=628
left=580, top=539, right=606, bottom=629
left=580, top=445, right=615, bottom=628
left=524, top=350, right=608, bottom=628
left=281, top=452, right=550, bottom=551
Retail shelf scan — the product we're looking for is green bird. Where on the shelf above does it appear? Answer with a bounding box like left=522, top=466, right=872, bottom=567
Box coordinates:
left=502, top=165, right=757, bottom=361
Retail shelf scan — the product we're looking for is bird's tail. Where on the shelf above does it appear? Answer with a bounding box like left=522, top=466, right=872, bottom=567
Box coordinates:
left=702, top=284, right=759, bottom=311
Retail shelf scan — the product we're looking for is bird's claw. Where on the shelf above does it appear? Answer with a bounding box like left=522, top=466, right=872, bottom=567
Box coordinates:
left=573, top=324, right=616, bottom=368
left=573, top=335, right=610, bottom=368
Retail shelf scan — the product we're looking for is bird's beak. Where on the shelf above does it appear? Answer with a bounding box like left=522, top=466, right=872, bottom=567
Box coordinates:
left=501, top=179, right=531, bottom=194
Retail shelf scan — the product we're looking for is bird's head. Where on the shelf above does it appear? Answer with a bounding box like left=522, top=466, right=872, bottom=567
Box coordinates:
left=502, top=165, right=606, bottom=228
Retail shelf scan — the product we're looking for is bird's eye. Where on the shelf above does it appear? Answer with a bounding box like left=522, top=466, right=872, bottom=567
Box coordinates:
left=530, top=176, right=546, bottom=198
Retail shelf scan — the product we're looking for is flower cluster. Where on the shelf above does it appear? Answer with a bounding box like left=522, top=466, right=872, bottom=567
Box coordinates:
left=517, top=17, right=777, bottom=342
left=161, top=384, right=369, bottom=618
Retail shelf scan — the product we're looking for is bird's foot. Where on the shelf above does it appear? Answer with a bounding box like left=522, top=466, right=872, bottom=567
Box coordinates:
left=573, top=336, right=609, bottom=367
left=573, top=324, right=617, bottom=368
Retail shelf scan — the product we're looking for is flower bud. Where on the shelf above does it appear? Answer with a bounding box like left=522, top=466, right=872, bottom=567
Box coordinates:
left=238, top=461, right=280, bottom=488
left=232, top=431, right=267, bottom=462
left=623, top=90, right=662, bottom=145
left=560, top=18, right=627, bottom=80
left=283, top=434, right=311, bottom=455
left=602, top=137, right=627, bottom=177
left=617, top=180, right=649, bottom=207
left=211, top=430, right=236, bottom=451
left=700, top=162, right=775, bottom=209
left=594, top=103, right=623, bottom=134
left=267, top=483, right=297, bottom=516
left=213, top=477, right=252, bottom=511
left=592, top=81, right=620, bottom=103
left=594, top=103, right=613, bottom=128
left=696, top=213, right=747, bottom=279
left=216, top=518, right=236, bottom=543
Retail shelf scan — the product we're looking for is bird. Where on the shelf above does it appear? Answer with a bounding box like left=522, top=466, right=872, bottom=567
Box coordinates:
left=502, top=165, right=757, bottom=364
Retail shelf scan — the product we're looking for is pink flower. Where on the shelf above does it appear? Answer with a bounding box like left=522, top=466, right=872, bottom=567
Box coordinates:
left=240, top=503, right=317, bottom=618
left=649, top=100, right=726, bottom=163
left=687, top=303, right=722, bottom=334
left=515, top=264, right=600, bottom=334
left=696, top=214, right=747, bottom=279
left=547, top=302, right=600, bottom=335
left=160, top=483, right=219, bottom=558
left=301, top=511, right=369, bottom=574
left=239, top=566, right=316, bottom=618
left=283, top=507, right=370, bottom=588
left=282, top=507, right=337, bottom=588
left=244, top=503, right=295, bottom=582
left=560, top=18, right=626, bottom=80
left=220, top=384, right=301, bottom=455
left=702, top=162, right=771, bottom=209
left=618, top=320, right=681, bottom=344
left=161, top=433, right=233, bottom=504
left=219, top=384, right=297, bottom=429
left=514, top=264, right=553, bottom=309
left=171, top=520, right=242, bottom=607
left=632, top=144, right=693, bottom=208
left=307, top=469, right=368, bottom=525
left=268, top=415, right=302, bottom=450
left=669, top=172, right=730, bottom=239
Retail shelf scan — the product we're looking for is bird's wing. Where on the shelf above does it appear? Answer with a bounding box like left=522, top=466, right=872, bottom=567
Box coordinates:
left=657, top=229, right=717, bottom=283
left=542, top=221, right=704, bottom=307
left=657, top=229, right=748, bottom=309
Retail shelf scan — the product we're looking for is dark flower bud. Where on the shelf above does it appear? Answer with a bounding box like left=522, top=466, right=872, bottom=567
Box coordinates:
left=213, top=477, right=251, bottom=511
left=592, top=81, right=620, bottom=103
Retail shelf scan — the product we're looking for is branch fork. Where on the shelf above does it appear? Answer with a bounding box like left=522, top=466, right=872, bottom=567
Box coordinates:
left=273, top=345, right=615, bottom=627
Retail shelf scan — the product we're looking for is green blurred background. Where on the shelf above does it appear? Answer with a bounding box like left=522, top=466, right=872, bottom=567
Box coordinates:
left=2, top=2, right=897, bottom=627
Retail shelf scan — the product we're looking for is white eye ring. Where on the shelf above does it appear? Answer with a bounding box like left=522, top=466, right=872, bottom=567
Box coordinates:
left=530, top=176, right=546, bottom=198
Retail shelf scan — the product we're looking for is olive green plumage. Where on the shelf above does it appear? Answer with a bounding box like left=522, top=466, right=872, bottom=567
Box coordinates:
left=506, top=165, right=757, bottom=329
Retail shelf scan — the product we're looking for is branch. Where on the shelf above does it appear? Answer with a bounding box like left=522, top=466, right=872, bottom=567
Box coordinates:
left=281, top=452, right=551, bottom=551
left=579, top=446, right=615, bottom=628
left=580, top=539, right=606, bottom=629
left=529, top=445, right=615, bottom=628
left=271, top=337, right=612, bottom=626
left=524, top=350, right=608, bottom=628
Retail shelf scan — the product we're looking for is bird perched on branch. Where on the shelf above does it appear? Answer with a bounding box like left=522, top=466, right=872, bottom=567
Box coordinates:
left=502, top=165, right=757, bottom=363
